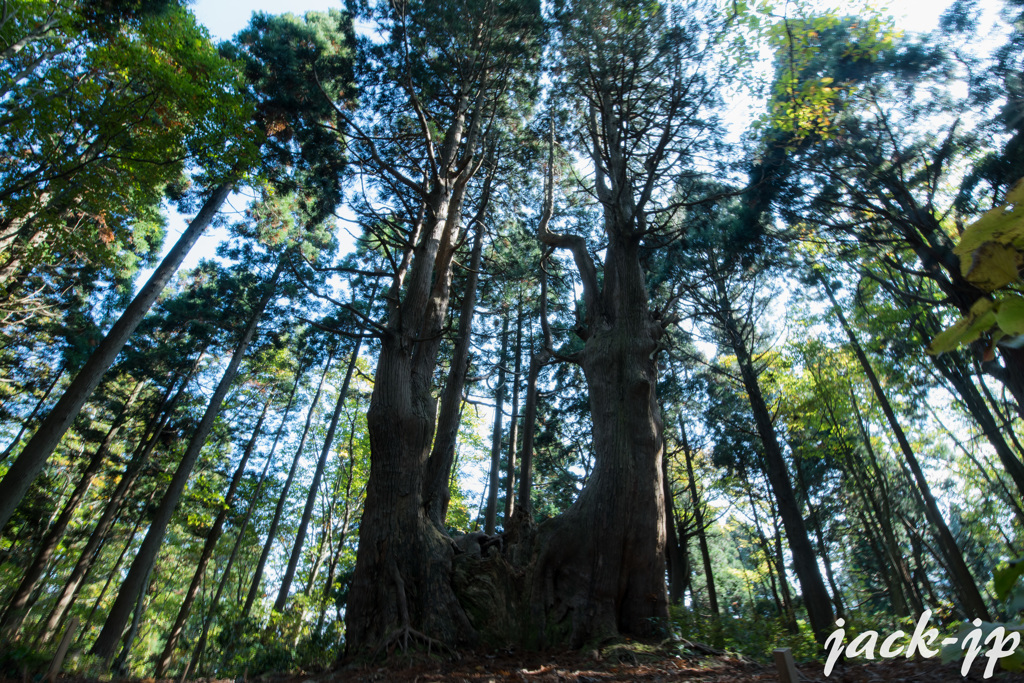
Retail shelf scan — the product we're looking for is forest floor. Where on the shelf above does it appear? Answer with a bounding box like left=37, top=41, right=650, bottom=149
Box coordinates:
left=286, top=648, right=1024, bottom=682
left=10, top=646, right=1024, bottom=683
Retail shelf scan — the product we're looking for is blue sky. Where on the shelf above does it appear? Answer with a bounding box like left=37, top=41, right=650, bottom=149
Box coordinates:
left=193, top=0, right=343, bottom=41
left=192, top=0, right=964, bottom=42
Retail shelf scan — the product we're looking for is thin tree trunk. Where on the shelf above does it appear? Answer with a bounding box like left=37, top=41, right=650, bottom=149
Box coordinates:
left=34, top=357, right=202, bottom=647
left=89, top=256, right=283, bottom=661
left=662, top=452, right=685, bottom=605
left=719, top=286, right=834, bottom=642
left=0, top=380, right=144, bottom=637
left=153, top=397, right=271, bottom=677
left=513, top=349, right=541, bottom=532
left=823, top=284, right=990, bottom=620
left=111, top=555, right=156, bottom=673
left=241, top=353, right=333, bottom=620
left=503, top=304, right=523, bottom=528
left=179, top=370, right=302, bottom=681
left=483, top=315, right=508, bottom=535
left=0, top=183, right=233, bottom=533
left=275, top=338, right=360, bottom=612
left=930, top=341, right=1024, bottom=499
left=680, top=418, right=718, bottom=618
left=0, top=364, right=65, bottom=465
left=75, top=489, right=155, bottom=648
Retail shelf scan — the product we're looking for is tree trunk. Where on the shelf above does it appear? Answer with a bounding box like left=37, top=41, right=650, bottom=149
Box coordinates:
left=525, top=233, right=668, bottom=647
left=76, top=488, right=156, bottom=649
left=89, top=256, right=283, bottom=662
left=275, top=338, right=360, bottom=612
left=179, top=371, right=301, bottom=681
left=680, top=420, right=719, bottom=618
left=34, top=358, right=202, bottom=647
left=345, top=157, right=481, bottom=655
left=0, top=380, right=144, bottom=637
left=424, top=211, right=487, bottom=528
left=930, top=342, right=1024, bottom=500
left=153, top=397, right=271, bottom=677
left=719, top=286, right=834, bottom=643
left=823, top=285, right=990, bottom=620
left=241, top=354, right=333, bottom=620
left=663, top=452, right=686, bottom=605
left=484, top=315, right=509, bottom=535
left=0, top=364, right=64, bottom=465
left=504, top=304, right=523, bottom=528
left=0, top=183, right=233, bottom=534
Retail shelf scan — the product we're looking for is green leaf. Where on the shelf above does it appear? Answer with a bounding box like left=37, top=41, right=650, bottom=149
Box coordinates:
left=927, top=299, right=996, bottom=354
left=997, top=295, right=1024, bottom=336
left=994, top=558, right=1024, bottom=601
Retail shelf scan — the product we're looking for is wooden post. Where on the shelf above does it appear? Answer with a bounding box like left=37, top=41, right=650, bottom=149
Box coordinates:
left=773, top=647, right=799, bottom=683
left=46, top=616, right=79, bottom=683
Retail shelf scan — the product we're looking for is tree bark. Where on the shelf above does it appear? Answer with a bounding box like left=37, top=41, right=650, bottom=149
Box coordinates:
left=275, top=337, right=361, bottom=612
left=484, top=315, right=509, bottom=535
left=153, top=397, right=271, bottom=677
left=0, top=380, right=144, bottom=637
left=242, top=353, right=333, bottom=620
left=89, top=255, right=283, bottom=662
left=0, top=183, right=233, bottom=534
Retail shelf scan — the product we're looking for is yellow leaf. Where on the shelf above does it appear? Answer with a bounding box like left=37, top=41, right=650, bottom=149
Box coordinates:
left=997, top=295, right=1024, bottom=336
left=962, top=241, right=1022, bottom=291
left=955, top=178, right=1024, bottom=256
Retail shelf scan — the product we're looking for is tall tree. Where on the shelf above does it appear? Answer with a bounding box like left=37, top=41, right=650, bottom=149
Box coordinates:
left=342, top=0, right=542, bottom=654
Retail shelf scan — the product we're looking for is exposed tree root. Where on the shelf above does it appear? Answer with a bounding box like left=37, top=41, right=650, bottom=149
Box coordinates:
left=371, top=560, right=455, bottom=661
left=375, top=624, right=452, bottom=659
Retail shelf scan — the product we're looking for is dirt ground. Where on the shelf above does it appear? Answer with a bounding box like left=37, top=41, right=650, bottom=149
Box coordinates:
left=287, top=649, right=1024, bottom=682
left=11, top=648, right=1024, bottom=683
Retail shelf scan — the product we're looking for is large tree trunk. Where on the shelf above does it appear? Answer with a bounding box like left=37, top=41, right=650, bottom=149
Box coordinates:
left=526, top=237, right=668, bottom=647
left=275, top=338, right=361, bottom=611
left=423, top=214, right=486, bottom=528
left=0, top=183, right=233, bottom=533
left=345, top=160, right=480, bottom=655
left=89, top=256, right=283, bottom=662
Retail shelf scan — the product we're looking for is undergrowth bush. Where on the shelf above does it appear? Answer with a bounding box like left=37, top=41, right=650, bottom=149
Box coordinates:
left=669, top=605, right=819, bottom=662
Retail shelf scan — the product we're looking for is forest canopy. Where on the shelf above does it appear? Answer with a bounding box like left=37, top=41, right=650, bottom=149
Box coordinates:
left=2, top=0, right=1024, bottom=678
